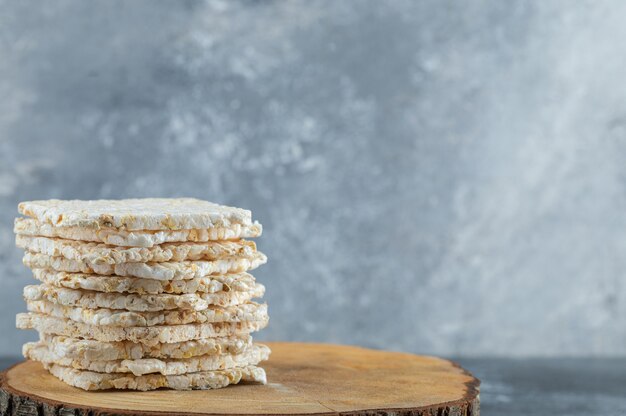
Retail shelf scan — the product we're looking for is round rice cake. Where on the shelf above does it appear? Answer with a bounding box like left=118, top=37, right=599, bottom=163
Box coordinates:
left=16, top=313, right=268, bottom=345
left=18, top=198, right=258, bottom=231
left=31, top=269, right=258, bottom=295
left=23, top=252, right=267, bottom=280
left=38, top=334, right=253, bottom=360
left=16, top=235, right=259, bottom=265
left=23, top=284, right=265, bottom=312
left=44, top=362, right=266, bottom=391
left=15, top=218, right=262, bottom=247
left=26, top=299, right=268, bottom=327
left=24, top=341, right=270, bottom=376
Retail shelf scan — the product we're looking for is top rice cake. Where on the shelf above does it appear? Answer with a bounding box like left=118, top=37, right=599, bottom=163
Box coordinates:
left=18, top=198, right=257, bottom=231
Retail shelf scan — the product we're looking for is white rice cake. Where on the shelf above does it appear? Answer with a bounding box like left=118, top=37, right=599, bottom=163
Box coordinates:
left=23, top=284, right=265, bottom=312
left=31, top=269, right=257, bottom=295
left=15, top=218, right=262, bottom=247
left=38, top=334, right=253, bottom=361
left=45, top=362, right=266, bottom=391
left=18, top=198, right=259, bottom=231
left=17, top=313, right=268, bottom=345
left=16, top=235, right=259, bottom=265
left=26, top=300, right=268, bottom=327
left=23, top=252, right=267, bottom=280
left=25, top=341, right=270, bottom=376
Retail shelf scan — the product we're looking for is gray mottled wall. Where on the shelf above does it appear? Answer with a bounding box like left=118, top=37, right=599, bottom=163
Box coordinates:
left=1, top=0, right=625, bottom=357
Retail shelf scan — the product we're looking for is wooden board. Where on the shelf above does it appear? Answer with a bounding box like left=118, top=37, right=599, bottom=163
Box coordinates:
left=0, top=342, right=479, bottom=416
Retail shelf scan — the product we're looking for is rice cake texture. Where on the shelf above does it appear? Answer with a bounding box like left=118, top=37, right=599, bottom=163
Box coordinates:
left=17, top=313, right=268, bottom=345
left=38, top=334, right=253, bottom=360
left=26, top=300, right=268, bottom=327
left=15, top=198, right=269, bottom=391
left=31, top=269, right=257, bottom=295
left=18, top=198, right=257, bottom=231
left=24, top=284, right=265, bottom=311
left=16, top=235, right=258, bottom=264
left=24, top=342, right=270, bottom=376
left=15, top=217, right=262, bottom=247
left=23, top=252, right=267, bottom=280
left=45, top=362, right=266, bottom=391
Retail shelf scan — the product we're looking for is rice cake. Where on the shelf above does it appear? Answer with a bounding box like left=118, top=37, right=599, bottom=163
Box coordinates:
left=15, top=197, right=270, bottom=391
left=38, top=334, right=253, bottom=360
left=24, top=342, right=270, bottom=376
left=31, top=269, right=257, bottom=295
left=26, top=300, right=268, bottom=326
left=15, top=217, right=262, bottom=247
left=16, top=235, right=258, bottom=264
left=17, top=313, right=268, bottom=345
left=24, top=284, right=265, bottom=311
left=23, top=252, right=267, bottom=280
left=18, top=198, right=257, bottom=231
left=45, top=362, right=266, bottom=391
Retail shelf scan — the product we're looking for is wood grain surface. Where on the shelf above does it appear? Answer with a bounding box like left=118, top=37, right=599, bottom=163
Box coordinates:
left=0, top=342, right=479, bottom=416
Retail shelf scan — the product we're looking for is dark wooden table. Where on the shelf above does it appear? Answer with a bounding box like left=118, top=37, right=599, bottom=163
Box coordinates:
left=1, top=356, right=625, bottom=415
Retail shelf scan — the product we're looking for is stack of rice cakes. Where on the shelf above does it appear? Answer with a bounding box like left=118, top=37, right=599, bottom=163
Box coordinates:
left=15, top=198, right=270, bottom=391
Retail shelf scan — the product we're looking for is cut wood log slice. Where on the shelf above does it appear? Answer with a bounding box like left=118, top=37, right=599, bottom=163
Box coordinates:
left=0, top=342, right=480, bottom=416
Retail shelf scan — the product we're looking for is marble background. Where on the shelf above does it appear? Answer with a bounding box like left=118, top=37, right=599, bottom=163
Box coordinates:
left=1, top=0, right=625, bottom=357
